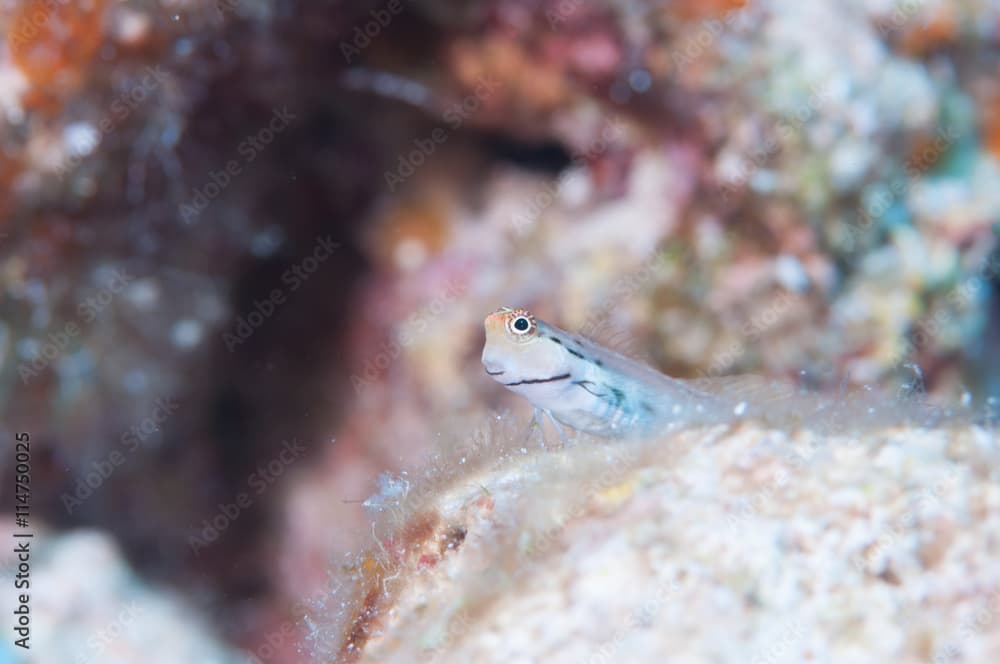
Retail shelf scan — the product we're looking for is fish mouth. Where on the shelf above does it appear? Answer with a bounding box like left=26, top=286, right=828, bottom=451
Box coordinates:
left=485, top=368, right=505, bottom=376
left=503, top=373, right=571, bottom=386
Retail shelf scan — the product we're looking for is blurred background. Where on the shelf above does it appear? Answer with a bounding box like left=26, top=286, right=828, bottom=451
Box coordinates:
left=0, top=0, right=998, bottom=661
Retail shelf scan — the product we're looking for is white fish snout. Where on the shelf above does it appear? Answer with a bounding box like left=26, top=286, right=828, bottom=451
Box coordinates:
left=481, top=351, right=506, bottom=378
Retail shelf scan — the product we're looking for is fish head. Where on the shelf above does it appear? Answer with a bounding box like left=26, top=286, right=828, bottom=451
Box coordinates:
left=482, top=307, right=569, bottom=383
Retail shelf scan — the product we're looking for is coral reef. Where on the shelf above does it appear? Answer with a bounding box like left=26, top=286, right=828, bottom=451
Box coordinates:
left=296, top=3, right=1000, bottom=613
left=326, top=414, right=999, bottom=663
left=0, top=0, right=997, bottom=661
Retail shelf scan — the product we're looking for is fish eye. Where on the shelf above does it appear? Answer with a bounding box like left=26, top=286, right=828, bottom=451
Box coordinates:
left=500, top=308, right=535, bottom=338
left=506, top=312, right=534, bottom=336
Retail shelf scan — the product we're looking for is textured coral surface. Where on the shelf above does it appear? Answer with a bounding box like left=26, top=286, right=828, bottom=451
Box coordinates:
left=332, top=418, right=999, bottom=663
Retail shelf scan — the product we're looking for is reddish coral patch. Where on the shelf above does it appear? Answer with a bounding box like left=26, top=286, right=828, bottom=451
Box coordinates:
left=670, top=0, right=748, bottom=22
left=982, top=102, right=1000, bottom=160
left=897, top=7, right=958, bottom=55
left=8, top=0, right=108, bottom=110
left=339, top=587, right=383, bottom=662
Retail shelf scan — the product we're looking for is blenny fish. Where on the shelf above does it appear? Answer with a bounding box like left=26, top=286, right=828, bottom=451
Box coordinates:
left=481, top=307, right=746, bottom=438
left=481, top=307, right=951, bottom=439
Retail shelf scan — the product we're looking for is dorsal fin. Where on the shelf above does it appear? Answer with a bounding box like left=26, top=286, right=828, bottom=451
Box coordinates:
left=687, top=375, right=802, bottom=404
left=575, top=318, right=656, bottom=366
left=539, top=320, right=716, bottom=401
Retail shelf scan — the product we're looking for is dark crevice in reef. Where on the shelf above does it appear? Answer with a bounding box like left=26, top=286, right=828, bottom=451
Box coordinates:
left=475, top=133, right=574, bottom=174
left=41, top=0, right=591, bottom=640
left=46, top=4, right=385, bottom=634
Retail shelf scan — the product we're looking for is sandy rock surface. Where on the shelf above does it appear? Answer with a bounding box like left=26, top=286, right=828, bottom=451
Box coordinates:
left=322, top=417, right=999, bottom=663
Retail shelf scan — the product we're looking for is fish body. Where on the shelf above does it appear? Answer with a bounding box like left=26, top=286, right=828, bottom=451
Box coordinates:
left=481, top=307, right=959, bottom=438
left=481, top=307, right=732, bottom=437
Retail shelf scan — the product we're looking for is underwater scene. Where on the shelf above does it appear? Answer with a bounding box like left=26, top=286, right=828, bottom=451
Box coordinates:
left=0, top=1, right=998, bottom=662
